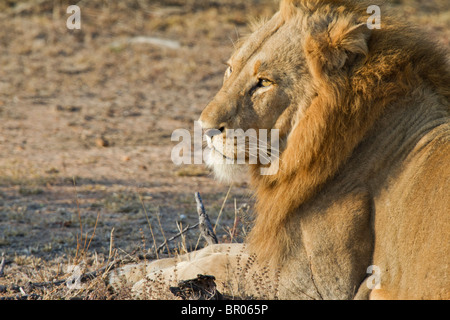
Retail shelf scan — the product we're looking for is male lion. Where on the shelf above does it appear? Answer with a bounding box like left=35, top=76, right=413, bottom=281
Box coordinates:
left=111, top=0, right=450, bottom=299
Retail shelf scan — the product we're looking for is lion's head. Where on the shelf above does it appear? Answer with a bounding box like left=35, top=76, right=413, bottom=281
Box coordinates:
left=199, top=0, right=373, bottom=184
left=199, top=0, right=450, bottom=263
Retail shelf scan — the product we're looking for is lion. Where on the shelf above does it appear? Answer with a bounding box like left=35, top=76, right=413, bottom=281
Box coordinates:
left=110, top=0, right=450, bottom=299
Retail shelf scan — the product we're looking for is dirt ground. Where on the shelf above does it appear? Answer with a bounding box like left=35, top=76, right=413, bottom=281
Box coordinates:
left=0, top=0, right=448, bottom=299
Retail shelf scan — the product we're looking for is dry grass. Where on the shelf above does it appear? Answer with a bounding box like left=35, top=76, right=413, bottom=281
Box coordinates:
left=0, top=182, right=254, bottom=300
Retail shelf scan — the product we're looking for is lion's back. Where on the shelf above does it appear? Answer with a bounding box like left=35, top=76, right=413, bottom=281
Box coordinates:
left=372, top=122, right=450, bottom=299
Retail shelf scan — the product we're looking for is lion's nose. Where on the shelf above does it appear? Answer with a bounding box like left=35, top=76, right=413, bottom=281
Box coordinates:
left=204, top=128, right=222, bottom=147
left=205, top=128, right=222, bottom=139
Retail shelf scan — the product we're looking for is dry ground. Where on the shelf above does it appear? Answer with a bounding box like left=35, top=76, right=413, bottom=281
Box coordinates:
left=0, top=0, right=448, bottom=299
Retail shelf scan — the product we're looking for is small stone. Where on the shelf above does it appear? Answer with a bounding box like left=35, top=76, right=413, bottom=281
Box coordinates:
left=95, top=137, right=109, bottom=147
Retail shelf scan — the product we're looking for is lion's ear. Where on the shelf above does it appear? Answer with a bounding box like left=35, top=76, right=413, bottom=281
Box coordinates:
left=280, top=0, right=319, bottom=19
left=305, top=18, right=371, bottom=75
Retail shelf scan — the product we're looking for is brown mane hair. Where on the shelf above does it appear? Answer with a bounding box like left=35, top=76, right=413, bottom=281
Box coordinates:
left=248, top=0, right=450, bottom=264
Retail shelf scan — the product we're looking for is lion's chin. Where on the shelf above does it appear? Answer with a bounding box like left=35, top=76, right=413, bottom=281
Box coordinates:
left=205, top=148, right=248, bottom=184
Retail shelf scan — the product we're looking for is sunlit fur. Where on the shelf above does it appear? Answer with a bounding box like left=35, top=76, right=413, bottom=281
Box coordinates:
left=204, top=146, right=248, bottom=183
left=199, top=0, right=450, bottom=299
left=112, top=0, right=450, bottom=300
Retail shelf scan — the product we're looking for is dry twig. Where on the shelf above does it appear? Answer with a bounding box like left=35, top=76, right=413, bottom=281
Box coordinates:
left=156, top=223, right=199, bottom=253
left=195, top=192, right=218, bottom=246
left=0, top=253, right=5, bottom=278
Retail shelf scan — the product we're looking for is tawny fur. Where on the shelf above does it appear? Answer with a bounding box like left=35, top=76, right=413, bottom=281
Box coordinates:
left=201, top=0, right=450, bottom=299
left=111, top=0, right=450, bottom=299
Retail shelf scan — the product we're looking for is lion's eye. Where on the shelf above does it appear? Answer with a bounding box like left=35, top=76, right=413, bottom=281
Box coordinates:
left=258, top=78, right=272, bottom=87
left=249, top=78, right=273, bottom=96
